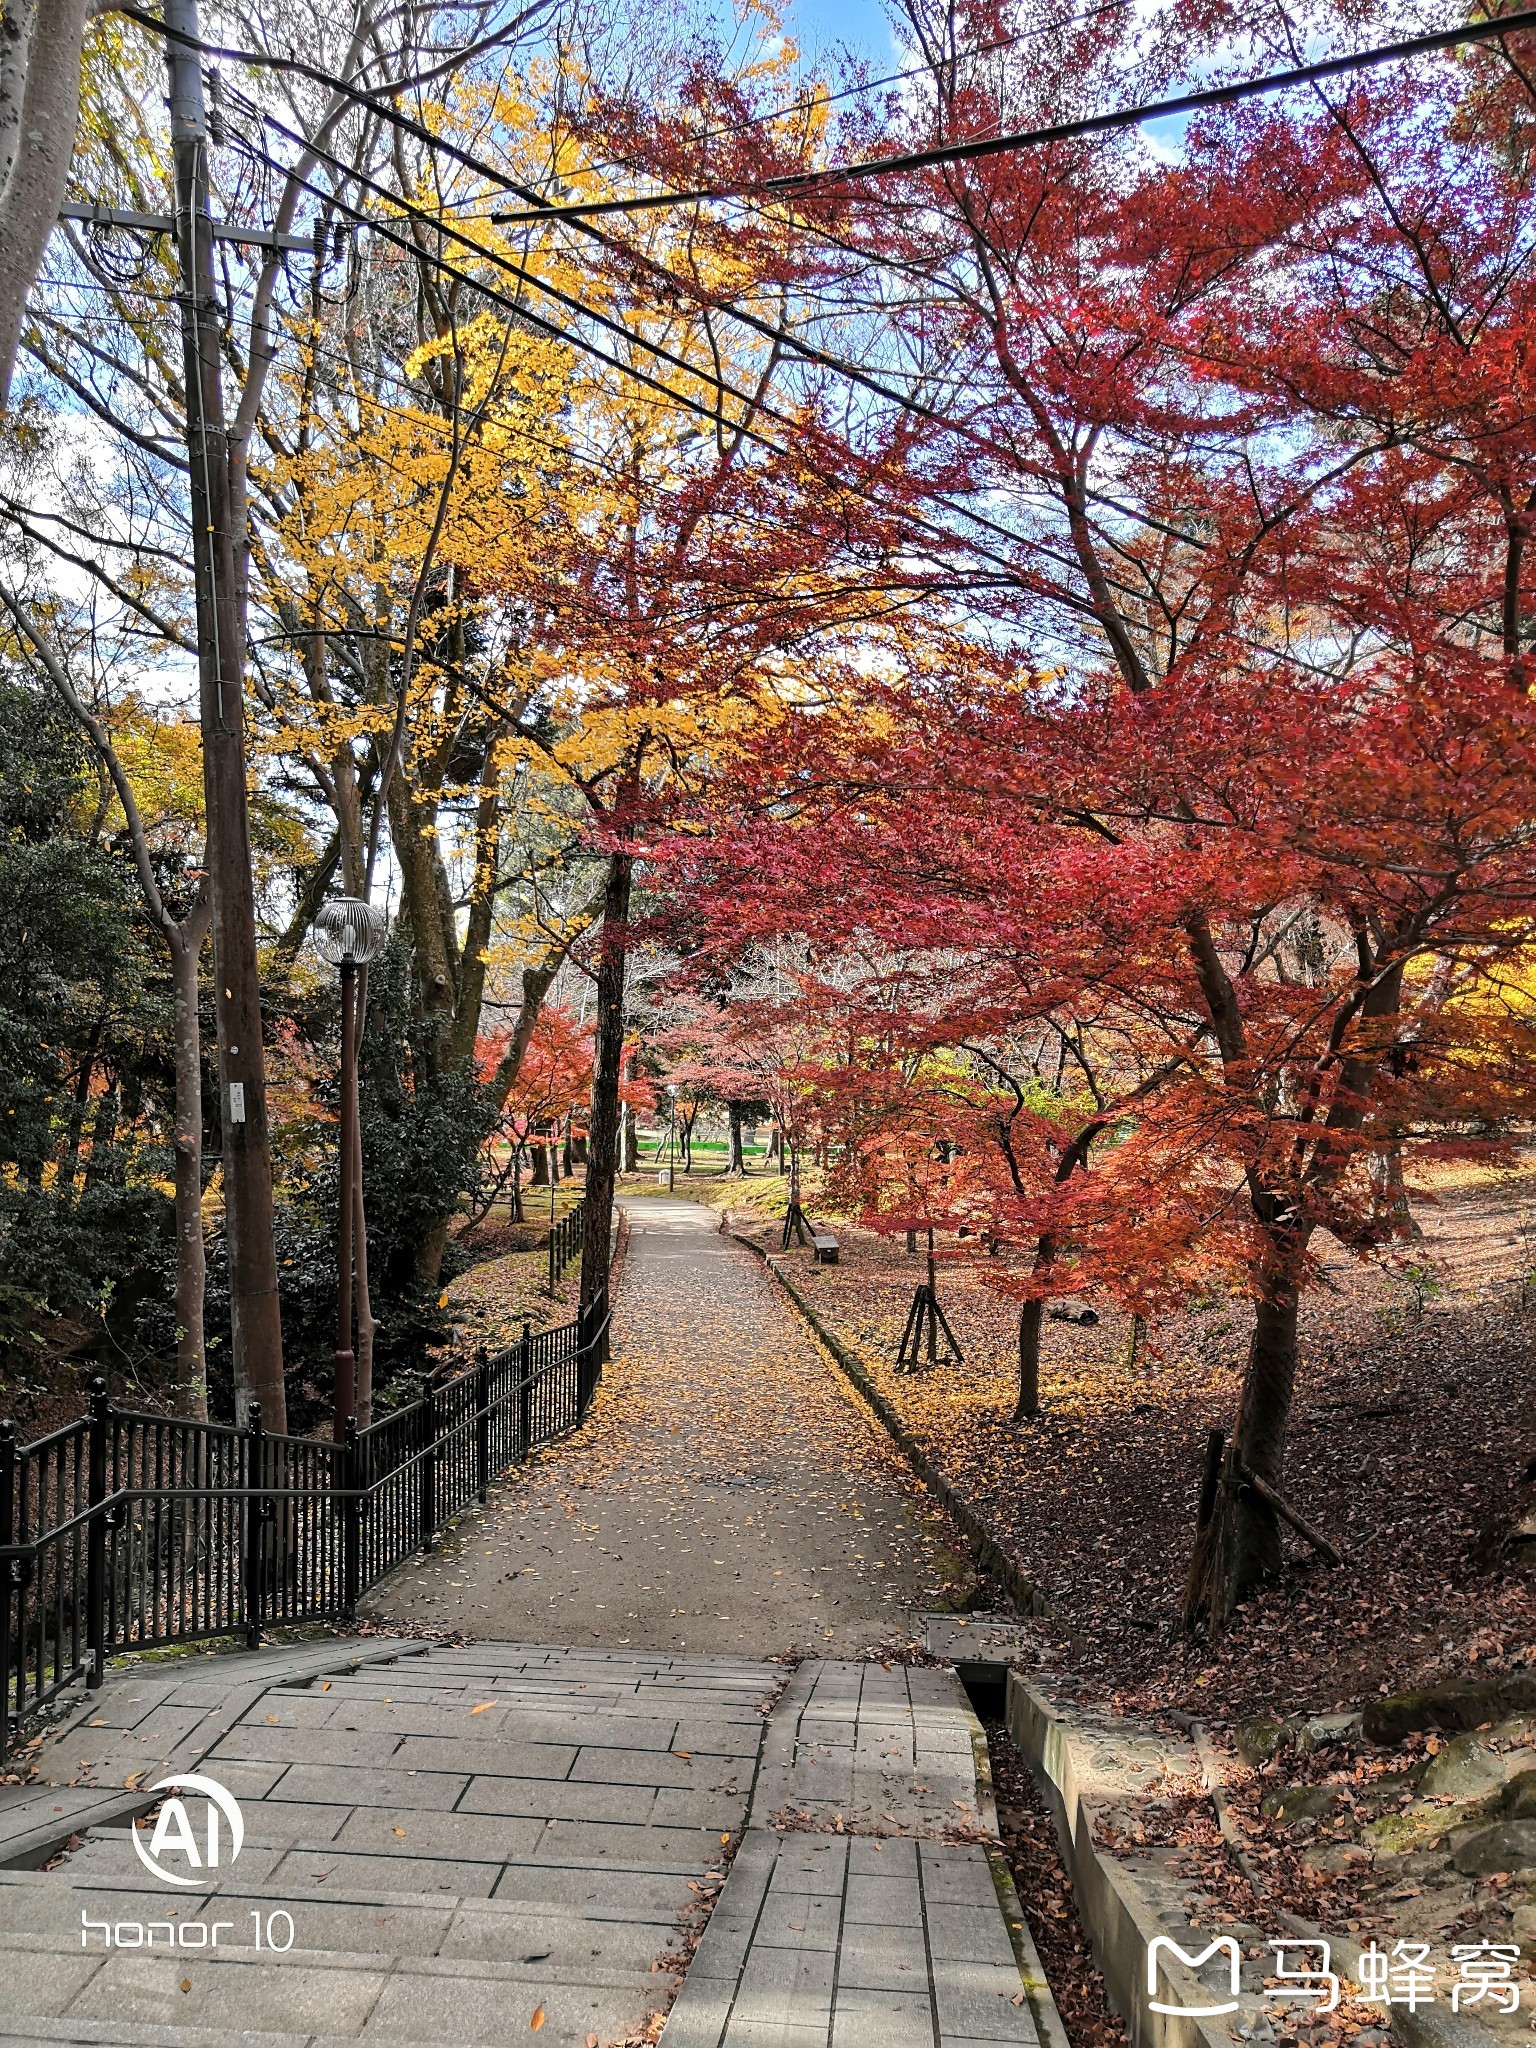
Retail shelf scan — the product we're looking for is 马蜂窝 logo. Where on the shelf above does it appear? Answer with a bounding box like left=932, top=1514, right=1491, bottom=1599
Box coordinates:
left=131, top=1773, right=245, bottom=1888
left=1147, top=1934, right=1242, bottom=2016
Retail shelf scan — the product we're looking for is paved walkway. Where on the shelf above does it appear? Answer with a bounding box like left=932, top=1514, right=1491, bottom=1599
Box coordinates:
left=365, top=1199, right=966, bottom=1656
left=0, top=1201, right=1067, bottom=2047
left=0, top=1642, right=1061, bottom=2048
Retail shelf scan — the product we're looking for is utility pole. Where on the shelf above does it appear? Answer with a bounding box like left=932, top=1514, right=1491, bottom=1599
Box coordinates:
left=165, top=0, right=286, bottom=1428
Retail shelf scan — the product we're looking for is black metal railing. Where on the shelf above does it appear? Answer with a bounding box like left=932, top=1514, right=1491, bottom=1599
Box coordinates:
left=548, top=1197, right=585, bottom=1292
left=0, top=1289, right=608, bottom=1757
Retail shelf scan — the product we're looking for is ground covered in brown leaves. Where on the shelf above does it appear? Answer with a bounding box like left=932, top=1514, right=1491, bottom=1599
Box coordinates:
left=707, top=1162, right=1535, bottom=1728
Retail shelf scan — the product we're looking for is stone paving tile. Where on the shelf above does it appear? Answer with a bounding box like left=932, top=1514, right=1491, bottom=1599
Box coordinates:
left=388, top=1734, right=582, bottom=1777
left=359, top=1963, right=643, bottom=2045
left=487, top=1863, right=694, bottom=1913
left=456, top=1774, right=657, bottom=1824
left=269, top=1765, right=469, bottom=1811
left=324, top=1807, right=545, bottom=1860
left=834, top=1924, right=929, bottom=1994
left=730, top=1944, right=835, bottom=2027
left=525, top=1819, right=728, bottom=1869
left=932, top=1957, right=1042, bottom=2043
left=266, top=1849, right=502, bottom=1899
left=829, top=1989, right=936, bottom=2048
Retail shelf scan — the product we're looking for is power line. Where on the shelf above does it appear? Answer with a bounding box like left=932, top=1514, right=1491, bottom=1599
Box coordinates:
left=225, top=91, right=1205, bottom=587
left=503, top=0, right=1134, bottom=200
left=221, top=107, right=1103, bottom=602
left=489, top=7, right=1536, bottom=222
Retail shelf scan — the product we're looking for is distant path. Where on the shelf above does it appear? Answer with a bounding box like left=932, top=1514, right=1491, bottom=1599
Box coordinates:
left=366, top=1197, right=963, bottom=1654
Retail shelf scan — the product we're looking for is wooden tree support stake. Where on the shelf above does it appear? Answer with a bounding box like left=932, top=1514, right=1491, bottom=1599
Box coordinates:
left=781, top=1200, right=811, bottom=1250
left=1236, top=1462, right=1346, bottom=1565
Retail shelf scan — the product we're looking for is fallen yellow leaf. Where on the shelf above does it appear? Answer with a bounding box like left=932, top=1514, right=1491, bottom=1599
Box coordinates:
left=393, top=1828, right=406, bottom=1838
left=530, top=2007, right=546, bottom=2032
left=470, top=1703, right=494, bottom=1715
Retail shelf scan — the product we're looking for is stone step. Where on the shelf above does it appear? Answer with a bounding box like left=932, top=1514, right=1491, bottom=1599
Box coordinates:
left=0, top=1931, right=654, bottom=2046
left=0, top=2020, right=447, bottom=2048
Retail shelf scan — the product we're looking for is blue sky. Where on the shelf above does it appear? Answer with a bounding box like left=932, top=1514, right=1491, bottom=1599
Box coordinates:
left=780, top=0, right=898, bottom=69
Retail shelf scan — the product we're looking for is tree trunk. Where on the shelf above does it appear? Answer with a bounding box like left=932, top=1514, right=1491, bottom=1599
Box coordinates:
left=169, top=913, right=210, bottom=1419
left=0, top=0, right=89, bottom=406
left=622, top=1102, right=637, bottom=1172
left=510, top=1143, right=524, bottom=1224
left=727, top=1100, right=745, bottom=1175
left=580, top=848, right=633, bottom=1322
left=530, top=1142, right=549, bottom=1186
left=1370, top=1144, right=1421, bottom=1240
left=1012, top=1229, right=1062, bottom=1423
left=83, top=1084, right=119, bottom=1188
left=1185, top=1248, right=1302, bottom=1628
left=1015, top=1298, right=1043, bottom=1422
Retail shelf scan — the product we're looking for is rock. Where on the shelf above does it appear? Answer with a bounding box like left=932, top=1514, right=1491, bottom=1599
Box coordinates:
left=1301, top=1843, right=1355, bottom=1878
left=1500, top=1768, right=1536, bottom=1819
left=1420, top=1731, right=1513, bottom=1804
left=1236, top=1714, right=1289, bottom=1765
left=1363, top=1804, right=1456, bottom=1857
left=1295, top=1712, right=1363, bottom=1755
left=1363, top=1674, right=1536, bottom=1745
left=1260, top=1783, right=1347, bottom=1823
left=1450, top=1818, right=1536, bottom=1876
left=1513, top=1902, right=1536, bottom=1939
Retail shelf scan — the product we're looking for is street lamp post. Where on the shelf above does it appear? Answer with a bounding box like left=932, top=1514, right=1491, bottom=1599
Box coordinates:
left=667, top=1085, right=677, bottom=1192
left=313, top=897, right=389, bottom=1444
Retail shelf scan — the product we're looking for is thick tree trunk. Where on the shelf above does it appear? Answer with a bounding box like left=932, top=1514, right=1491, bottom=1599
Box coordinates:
left=727, top=1100, right=745, bottom=1175
left=1185, top=1243, right=1302, bottom=1628
left=530, top=1142, right=549, bottom=1186
left=580, top=849, right=634, bottom=1323
left=1015, top=1299, right=1043, bottom=1422
left=1013, top=1229, right=1059, bottom=1423
left=0, top=0, right=88, bottom=406
left=169, top=914, right=210, bottom=1419
left=622, top=1103, right=637, bottom=1172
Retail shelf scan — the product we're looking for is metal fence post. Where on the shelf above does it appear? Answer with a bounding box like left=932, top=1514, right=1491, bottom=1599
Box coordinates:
left=419, top=1389, right=437, bottom=1552
left=475, top=1357, right=491, bottom=1503
left=341, top=1417, right=360, bottom=1623
left=0, top=1419, right=15, bottom=1759
left=517, top=1319, right=532, bottom=1459
left=85, top=1377, right=109, bottom=1688
left=243, top=1401, right=265, bottom=1650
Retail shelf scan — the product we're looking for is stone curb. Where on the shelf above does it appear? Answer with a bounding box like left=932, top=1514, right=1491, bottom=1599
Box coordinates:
left=729, top=1230, right=1050, bottom=1619
left=1008, top=1673, right=1243, bottom=2048
left=1007, top=1677, right=1505, bottom=2048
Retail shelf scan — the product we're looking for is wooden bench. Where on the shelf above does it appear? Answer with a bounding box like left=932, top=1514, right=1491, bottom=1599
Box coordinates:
left=810, top=1230, right=840, bottom=1265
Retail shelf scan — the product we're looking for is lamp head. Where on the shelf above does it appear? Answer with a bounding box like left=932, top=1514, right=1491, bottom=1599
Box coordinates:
left=313, top=896, right=389, bottom=968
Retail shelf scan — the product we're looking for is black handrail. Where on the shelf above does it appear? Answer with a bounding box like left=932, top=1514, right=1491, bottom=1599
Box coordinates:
left=0, top=1288, right=609, bottom=1757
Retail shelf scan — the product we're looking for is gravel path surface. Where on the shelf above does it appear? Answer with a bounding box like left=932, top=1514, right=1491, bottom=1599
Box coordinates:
left=365, top=1197, right=966, bottom=1654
